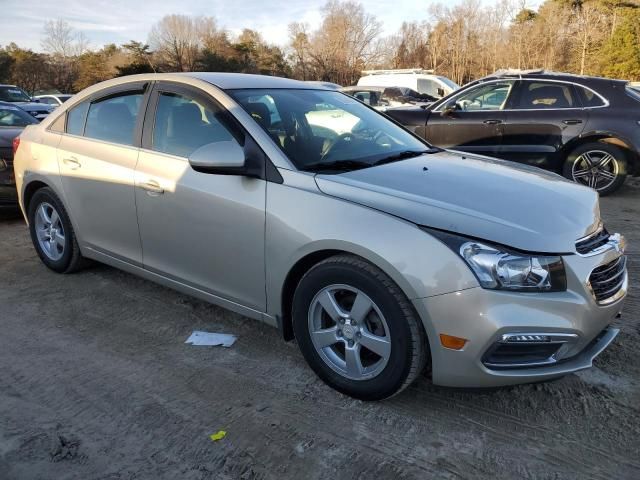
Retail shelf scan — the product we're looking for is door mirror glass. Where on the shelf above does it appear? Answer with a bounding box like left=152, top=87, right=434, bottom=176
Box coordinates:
left=188, top=140, right=246, bottom=173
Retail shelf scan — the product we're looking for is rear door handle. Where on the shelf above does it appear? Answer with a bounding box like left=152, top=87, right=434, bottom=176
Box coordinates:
left=62, top=157, right=81, bottom=169
left=483, top=119, right=503, bottom=125
left=140, top=179, right=164, bottom=195
left=562, top=119, right=583, bottom=125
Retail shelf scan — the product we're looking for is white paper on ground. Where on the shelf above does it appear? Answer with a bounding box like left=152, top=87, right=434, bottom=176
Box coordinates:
left=185, top=331, right=237, bottom=347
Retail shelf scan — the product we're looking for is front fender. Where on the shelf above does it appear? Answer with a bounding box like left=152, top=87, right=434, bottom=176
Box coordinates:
left=265, top=171, right=478, bottom=320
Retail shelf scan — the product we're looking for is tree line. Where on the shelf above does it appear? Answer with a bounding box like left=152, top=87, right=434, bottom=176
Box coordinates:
left=1, top=0, right=639, bottom=95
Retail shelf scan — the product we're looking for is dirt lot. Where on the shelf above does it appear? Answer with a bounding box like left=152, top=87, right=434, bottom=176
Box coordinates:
left=1, top=181, right=639, bottom=480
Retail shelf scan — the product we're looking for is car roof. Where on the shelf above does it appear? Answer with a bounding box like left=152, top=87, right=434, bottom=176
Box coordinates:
left=180, top=72, right=326, bottom=90
left=478, top=70, right=625, bottom=86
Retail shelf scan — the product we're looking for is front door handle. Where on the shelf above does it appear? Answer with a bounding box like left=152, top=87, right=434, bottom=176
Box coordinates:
left=140, top=179, right=164, bottom=195
left=483, top=119, right=503, bottom=125
left=62, top=157, right=81, bottom=169
left=562, top=119, right=583, bottom=125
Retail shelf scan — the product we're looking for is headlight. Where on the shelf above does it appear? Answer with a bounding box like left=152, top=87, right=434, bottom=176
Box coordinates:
left=423, top=228, right=566, bottom=292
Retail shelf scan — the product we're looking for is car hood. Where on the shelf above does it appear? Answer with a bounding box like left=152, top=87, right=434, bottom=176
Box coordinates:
left=314, top=151, right=601, bottom=253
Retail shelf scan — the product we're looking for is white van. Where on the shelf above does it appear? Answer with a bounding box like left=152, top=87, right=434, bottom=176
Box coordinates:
left=357, top=69, right=460, bottom=99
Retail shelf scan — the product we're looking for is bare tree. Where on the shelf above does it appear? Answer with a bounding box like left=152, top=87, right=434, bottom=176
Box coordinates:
left=148, top=15, right=203, bottom=71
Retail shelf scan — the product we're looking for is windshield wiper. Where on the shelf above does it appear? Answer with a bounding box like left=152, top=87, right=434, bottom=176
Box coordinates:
left=372, top=148, right=439, bottom=167
left=302, top=159, right=372, bottom=173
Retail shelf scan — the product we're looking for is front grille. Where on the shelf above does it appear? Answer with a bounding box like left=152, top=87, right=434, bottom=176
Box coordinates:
left=576, top=228, right=610, bottom=254
left=589, top=255, right=627, bottom=303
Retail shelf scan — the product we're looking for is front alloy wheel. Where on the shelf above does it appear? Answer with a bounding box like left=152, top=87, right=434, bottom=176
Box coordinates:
left=308, top=285, right=391, bottom=381
left=293, top=254, right=427, bottom=400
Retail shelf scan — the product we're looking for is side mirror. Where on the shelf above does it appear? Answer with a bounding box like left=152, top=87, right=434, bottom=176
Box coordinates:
left=188, top=140, right=247, bottom=175
left=32, top=98, right=40, bottom=103
left=437, top=88, right=445, bottom=98
left=440, top=101, right=458, bottom=117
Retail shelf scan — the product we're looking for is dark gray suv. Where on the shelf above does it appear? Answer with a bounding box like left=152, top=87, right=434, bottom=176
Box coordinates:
left=386, top=70, right=640, bottom=195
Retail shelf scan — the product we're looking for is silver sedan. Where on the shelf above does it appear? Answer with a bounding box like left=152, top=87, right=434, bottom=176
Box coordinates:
left=13, top=73, right=627, bottom=399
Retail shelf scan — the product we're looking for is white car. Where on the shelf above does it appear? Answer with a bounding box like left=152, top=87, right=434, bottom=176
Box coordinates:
left=33, top=94, right=73, bottom=107
left=358, top=69, right=460, bottom=99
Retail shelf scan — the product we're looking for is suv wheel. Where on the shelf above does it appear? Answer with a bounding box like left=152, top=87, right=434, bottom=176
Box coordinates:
left=563, top=142, right=627, bottom=195
left=292, top=255, right=427, bottom=400
left=28, top=187, right=87, bottom=273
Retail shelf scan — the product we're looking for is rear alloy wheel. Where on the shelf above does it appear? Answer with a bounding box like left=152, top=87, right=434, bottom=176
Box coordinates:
left=292, top=254, right=427, bottom=400
left=28, top=187, right=87, bottom=273
left=563, top=143, right=627, bottom=195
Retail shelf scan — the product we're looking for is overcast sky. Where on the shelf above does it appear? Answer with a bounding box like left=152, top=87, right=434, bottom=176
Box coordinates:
left=1, top=0, right=542, bottom=52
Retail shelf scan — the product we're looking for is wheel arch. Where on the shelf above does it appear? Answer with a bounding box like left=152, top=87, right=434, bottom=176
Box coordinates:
left=278, top=245, right=423, bottom=342
left=23, top=179, right=53, bottom=218
left=561, top=133, right=639, bottom=175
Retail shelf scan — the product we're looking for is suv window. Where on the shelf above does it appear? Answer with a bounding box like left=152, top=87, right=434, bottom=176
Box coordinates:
left=516, top=81, right=577, bottom=109
left=84, top=92, right=143, bottom=146
left=575, top=85, right=605, bottom=107
left=152, top=91, right=238, bottom=158
left=66, top=101, right=89, bottom=136
left=417, top=79, right=439, bottom=97
left=452, top=81, right=514, bottom=111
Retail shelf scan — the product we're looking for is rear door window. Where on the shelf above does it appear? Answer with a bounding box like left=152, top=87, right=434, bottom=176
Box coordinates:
left=515, top=81, right=577, bottom=109
left=84, top=92, right=143, bottom=146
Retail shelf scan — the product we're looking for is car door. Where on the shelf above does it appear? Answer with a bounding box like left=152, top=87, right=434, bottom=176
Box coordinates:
left=134, top=82, right=266, bottom=311
left=57, top=83, right=149, bottom=264
left=499, top=80, right=587, bottom=168
left=425, top=80, right=515, bottom=156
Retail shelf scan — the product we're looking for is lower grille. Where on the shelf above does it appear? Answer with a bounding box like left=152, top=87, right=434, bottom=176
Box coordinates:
left=589, top=256, right=627, bottom=304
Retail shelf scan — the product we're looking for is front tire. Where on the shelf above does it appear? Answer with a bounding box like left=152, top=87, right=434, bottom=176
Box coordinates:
left=28, top=187, right=86, bottom=273
left=563, top=142, right=627, bottom=195
left=292, top=255, right=427, bottom=400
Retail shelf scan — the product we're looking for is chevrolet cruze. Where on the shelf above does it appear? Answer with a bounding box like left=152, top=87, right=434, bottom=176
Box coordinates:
left=13, top=73, right=628, bottom=400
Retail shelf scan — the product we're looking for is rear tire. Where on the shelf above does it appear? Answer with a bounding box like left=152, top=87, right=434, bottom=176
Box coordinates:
left=563, top=142, right=627, bottom=196
left=28, top=187, right=87, bottom=273
left=292, top=254, right=427, bottom=400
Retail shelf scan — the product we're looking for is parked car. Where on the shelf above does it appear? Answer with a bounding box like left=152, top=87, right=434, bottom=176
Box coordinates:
left=0, top=101, right=38, bottom=207
left=0, top=85, right=55, bottom=120
left=358, top=69, right=460, bottom=99
left=386, top=70, right=640, bottom=195
left=33, top=94, right=74, bottom=107
left=14, top=73, right=626, bottom=400
left=341, top=86, right=436, bottom=110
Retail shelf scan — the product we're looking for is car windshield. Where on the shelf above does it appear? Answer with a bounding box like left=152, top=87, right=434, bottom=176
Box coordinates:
left=229, top=89, right=431, bottom=172
left=0, top=105, right=38, bottom=126
left=438, top=76, right=460, bottom=91
left=0, top=86, right=32, bottom=102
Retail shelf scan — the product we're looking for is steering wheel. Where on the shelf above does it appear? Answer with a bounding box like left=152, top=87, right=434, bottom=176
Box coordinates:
left=321, top=132, right=355, bottom=161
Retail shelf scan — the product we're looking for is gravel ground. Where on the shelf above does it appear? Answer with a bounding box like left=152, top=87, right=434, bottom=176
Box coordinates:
left=1, top=181, right=639, bottom=480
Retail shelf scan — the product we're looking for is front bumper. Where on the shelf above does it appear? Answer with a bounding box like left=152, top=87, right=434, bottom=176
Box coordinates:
left=412, top=247, right=626, bottom=388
